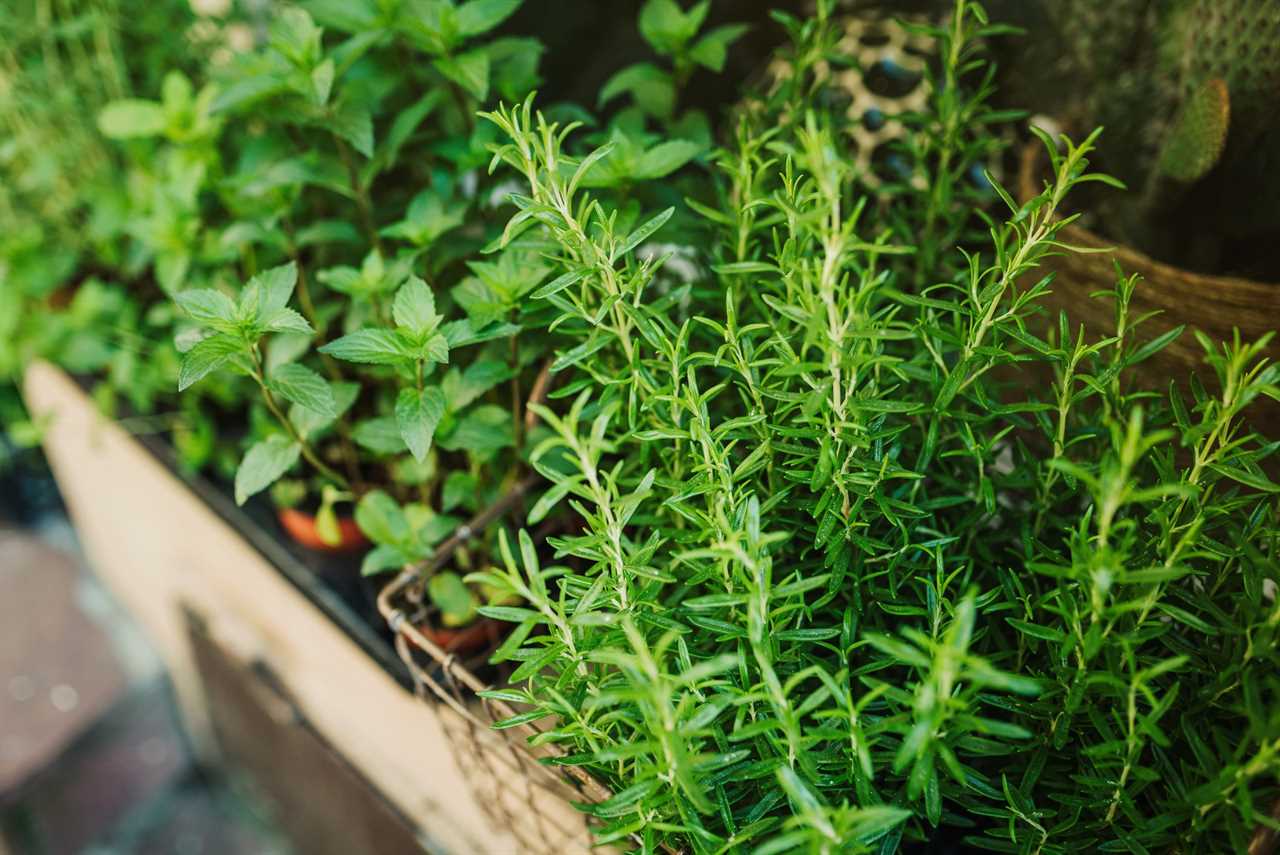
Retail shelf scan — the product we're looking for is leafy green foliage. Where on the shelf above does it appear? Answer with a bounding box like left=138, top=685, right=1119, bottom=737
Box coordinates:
left=396, top=386, right=446, bottom=462
left=25, top=0, right=745, bottom=604
left=355, top=488, right=457, bottom=575
left=236, top=434, right=302, bottom=505
left=470, top=3, right=1280, bottom=852
left=8, top=0, right=1278, bottom=852
left=429, top=570, right=479, bottom=626
left=602, top=0, right=745, bottom=121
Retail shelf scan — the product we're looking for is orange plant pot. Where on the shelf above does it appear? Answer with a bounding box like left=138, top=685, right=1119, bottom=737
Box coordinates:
left=418, top=618, right=502, bottom=656
left=277, top=507, right=367, bottom=553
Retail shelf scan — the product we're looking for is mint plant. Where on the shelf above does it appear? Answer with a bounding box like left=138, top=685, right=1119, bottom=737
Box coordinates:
left=602, top=0, right=746, bottom=124
left=96, top=0, right=745, bottom=568
left=154, top=0, right=548, bottom=536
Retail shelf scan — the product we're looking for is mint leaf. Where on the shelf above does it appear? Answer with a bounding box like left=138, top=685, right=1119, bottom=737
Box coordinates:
left=253, top=262, right=299, bottom=319
left=352, top=416, right=406, bottom=454
left=263, top=307, right=314, bottom=335
left=319, top=328, right=413, bottom=364
left=235, top=435, right=301, bottom=505
left=689, top=24, right=747, bottom=72
left=270, top=363, right=336, bottom=417
left=209, top=73, right=290, bottom=113
left=489, top=36, right=544, bottom=102
left=442, top=470, right=477, bottom=511
left=175, top=289, right=237, bottom=329
left=379, top=94, right=441, bottom=169
left=450, top=277, right=505, bottom=325
left=156, top=251, right=191, bottom=296
left=354, top=489, right=411, bottom=547
left=331, top=101, right=374, bottom=157
left=438, top=403, right=512, bottom=454
left=638, top=0, right=707, bottom=55
left=270, top=7, right=323, bottom=67
left=178, top=334, right=242, bottom=391
left=392, top=275, right=440, bottom=336
left=598, top=62, right=675, bottom=119
left=381, top=190, right=467, bottom=247
left=396, top=386, right=446, bottom=462
left=98, top=99, right=166, bottom=138
left=292, top=381, right=359, bottom=438
left=434, top=48, right=489, bottom=101
left=304, top=0, right=380, bottom=33
left=295, top=220, right=363, bottom=247
left=456, top=0, right=521, bottom=37
left=428, top=571, right=478, bottom=626
left=316, top=251, right=405, bottom=297
left=415, top=513, right=459, bottom=549
left=315, top=266, right=364, bottom=295
left=361, top=544, right=408, bottom=577
left=310, top=58, right=335, bottom=106
left=266, top=332, right=314, bottom=373
left=419, top=333, right=450, bottom=365
left=442, top=360, right=512, bottom=411
left=636, top=140, right=703, bottom=180
left=441, top=318, right=519, bottom=347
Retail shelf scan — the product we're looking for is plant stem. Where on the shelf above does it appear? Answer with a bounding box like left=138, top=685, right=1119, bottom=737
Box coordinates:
left=250, top=346, right=350, bottom=490
left=336, top=137, right=382, bottom=255
left=509, top=327, right=522, bottom=454
left=282, top=237, right=365, bottom=491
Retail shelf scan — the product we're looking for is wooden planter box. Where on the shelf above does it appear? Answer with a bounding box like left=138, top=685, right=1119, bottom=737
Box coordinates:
left=21, top=360, right=595, bottom=854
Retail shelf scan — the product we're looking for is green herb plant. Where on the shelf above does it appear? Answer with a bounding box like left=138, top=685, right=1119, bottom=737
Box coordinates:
left=148, top=0, right=558, bottom=578
left=6, top=0, right=1277, bottom=850
left=0, top=0, right=232, bottom=473
left=466, top=2, right=1280, bottom=852
left=109, top=0, right=743, bottom=625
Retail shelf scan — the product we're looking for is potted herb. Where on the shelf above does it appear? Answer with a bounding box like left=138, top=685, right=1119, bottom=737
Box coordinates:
left=11, top=0, right=1277, bottom=851
left=148, top=0, right=744, bottom=580
left=450, top=1, right=1280, bottom=850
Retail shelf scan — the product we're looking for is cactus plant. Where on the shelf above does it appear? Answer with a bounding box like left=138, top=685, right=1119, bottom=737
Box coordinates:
left=1157, top=77, right=1229, bottom=183
left=1002, top=0, right=1280, bottom=276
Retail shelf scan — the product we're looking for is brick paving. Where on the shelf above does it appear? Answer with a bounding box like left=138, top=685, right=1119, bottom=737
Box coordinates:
left=0, top=524, right=288, bottom=855
left=0, top=531, right=132, bottom=794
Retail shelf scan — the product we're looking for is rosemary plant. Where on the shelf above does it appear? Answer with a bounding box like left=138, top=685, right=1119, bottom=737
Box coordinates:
left=472, top=2, right=1280, bottom=852
left=5, top=0, right=1277, bottom=850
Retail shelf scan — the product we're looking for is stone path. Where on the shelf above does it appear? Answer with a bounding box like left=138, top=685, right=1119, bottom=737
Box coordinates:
left=0, top=521, right=289, bottom=855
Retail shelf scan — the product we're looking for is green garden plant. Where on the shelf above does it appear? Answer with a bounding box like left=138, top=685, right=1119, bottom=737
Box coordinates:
left=91, top=0, right=743, bottom=620
left=463, top=2, right=1280, bottom=851
left=3, top=0, right=1277, bottom=851
left=0, top=0, right=233, bottom=474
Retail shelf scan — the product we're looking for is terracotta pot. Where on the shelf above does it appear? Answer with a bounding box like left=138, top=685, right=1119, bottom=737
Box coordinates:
left=276, top=507, right=367, bottom=552
left=418, top=617, right=502, bottom=656
left=1017, top=141, right=1280, bottom=433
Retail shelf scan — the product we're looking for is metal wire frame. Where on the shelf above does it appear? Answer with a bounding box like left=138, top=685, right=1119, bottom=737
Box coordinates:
left=374, top=352, right=628, bottom=852
left=375, top=479, right=620, bottom=853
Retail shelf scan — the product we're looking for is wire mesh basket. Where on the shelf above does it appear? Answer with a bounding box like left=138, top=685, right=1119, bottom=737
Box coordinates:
left=376, top=476, right=620, bottom=855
